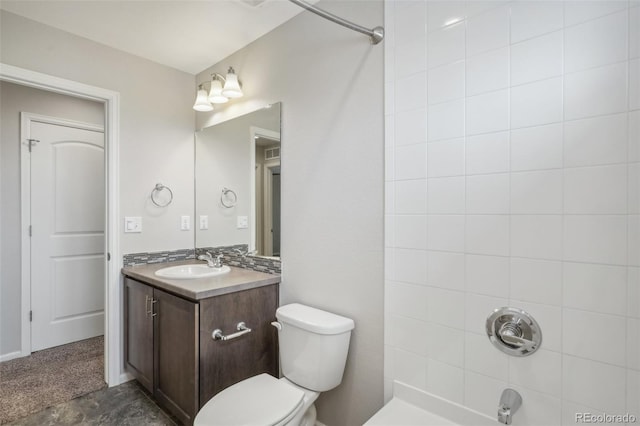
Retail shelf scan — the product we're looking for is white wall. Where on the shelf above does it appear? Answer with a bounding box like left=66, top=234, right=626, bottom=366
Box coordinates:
left=196, top=1, right=385, bottom=424
left=385, top=1, right=640, bottom=424
left=0, top=82, right=105, bottom=357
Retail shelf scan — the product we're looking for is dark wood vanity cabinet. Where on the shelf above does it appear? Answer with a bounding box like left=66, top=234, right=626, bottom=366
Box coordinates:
left=124, top=276, right=279, bottom=425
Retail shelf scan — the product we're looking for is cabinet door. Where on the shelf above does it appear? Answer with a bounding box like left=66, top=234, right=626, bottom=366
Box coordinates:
left=124, top=278, right=154, bottom=393
left=199, top=284, right=279, bottom=406
left=153, top=288, right=199, bottom=425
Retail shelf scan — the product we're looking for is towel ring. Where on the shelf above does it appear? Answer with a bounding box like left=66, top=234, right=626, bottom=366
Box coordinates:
left=151, top=183, right=173, bottom=207
left=221, top=187, right=237, bottom=208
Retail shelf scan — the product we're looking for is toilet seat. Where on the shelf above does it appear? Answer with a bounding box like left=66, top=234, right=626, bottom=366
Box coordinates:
left=194, top=373, right=305, bottom=426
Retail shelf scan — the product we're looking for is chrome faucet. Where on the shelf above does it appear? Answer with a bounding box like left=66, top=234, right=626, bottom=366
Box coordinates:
left=197, top=252, right=223, bottom=268
left=233, top=248, right=257, bottom=258
left=498, top=388, right=522, bottom=425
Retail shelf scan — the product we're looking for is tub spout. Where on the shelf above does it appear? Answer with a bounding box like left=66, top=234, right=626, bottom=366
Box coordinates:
left=498, top=389, right=522, bottom=425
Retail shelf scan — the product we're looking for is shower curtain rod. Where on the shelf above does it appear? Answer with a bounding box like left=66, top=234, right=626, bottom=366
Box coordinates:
left=288, top=0, right=384, bottom=45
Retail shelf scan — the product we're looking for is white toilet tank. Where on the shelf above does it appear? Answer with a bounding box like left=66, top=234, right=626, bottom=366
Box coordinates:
left=276, top=303, right=355, bottom=392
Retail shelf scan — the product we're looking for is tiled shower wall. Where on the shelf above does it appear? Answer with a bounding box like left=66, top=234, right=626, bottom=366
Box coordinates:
left=384, top=1, right=639, bottom=424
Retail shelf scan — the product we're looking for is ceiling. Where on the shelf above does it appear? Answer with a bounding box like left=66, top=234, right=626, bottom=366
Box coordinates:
left=0, top=0, right=314, bottom=75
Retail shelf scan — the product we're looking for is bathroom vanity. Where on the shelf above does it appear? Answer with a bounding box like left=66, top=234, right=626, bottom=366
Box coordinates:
left=122, top=261, right=280, bottom=425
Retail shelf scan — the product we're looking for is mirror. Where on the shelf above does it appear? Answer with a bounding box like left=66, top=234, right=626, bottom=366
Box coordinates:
left=195, top=103, right=281, bottom=258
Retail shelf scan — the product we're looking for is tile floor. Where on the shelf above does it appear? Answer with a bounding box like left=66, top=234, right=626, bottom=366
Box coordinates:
left=6, top=381, right=176, bottom=426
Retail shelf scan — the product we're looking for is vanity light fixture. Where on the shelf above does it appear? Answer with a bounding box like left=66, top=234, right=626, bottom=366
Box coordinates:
left=192, top=66, right=244, bottom=111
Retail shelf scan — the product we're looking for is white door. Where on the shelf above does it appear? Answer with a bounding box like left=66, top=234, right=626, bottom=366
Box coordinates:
left=28, top=119, right=105, bottom=351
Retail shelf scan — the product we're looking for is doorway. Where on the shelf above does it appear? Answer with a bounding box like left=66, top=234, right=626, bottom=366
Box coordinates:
left=1, top=63, right=121, bottom=386
left=22, top=114, right=105, bottom=351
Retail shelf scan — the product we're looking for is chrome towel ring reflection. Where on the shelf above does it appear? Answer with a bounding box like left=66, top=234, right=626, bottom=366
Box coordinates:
left=151, top=183, right=173, bottom=207
left=221, top=187, right=237, bottom=208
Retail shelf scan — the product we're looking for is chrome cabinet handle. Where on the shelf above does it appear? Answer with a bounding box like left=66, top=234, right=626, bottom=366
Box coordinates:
left=212, top=322, right=252, bottom=341
left=145, top=296, right=157, bottom=317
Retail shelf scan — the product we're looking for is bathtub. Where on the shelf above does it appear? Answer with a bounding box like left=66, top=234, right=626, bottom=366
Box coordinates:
left=365, top=382, right=495, bottom=426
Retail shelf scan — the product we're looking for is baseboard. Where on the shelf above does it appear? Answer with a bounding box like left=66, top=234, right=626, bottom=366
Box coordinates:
left=315, top=421, right=327, bottom=426
left=117, top=372, right=134, bottom=386
left=0, top=351, right=23, bottom=362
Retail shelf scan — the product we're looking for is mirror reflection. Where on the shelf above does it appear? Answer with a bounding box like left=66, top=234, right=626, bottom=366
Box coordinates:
left=195, top=103, right=281, bottom=258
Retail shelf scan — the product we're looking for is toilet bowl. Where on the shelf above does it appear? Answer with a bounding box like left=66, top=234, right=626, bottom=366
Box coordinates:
left=194, top=303, right=354, bottom=426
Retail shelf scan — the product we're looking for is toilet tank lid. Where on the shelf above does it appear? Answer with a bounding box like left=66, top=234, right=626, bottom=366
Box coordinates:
left=276, top=303, right=355, bottom=335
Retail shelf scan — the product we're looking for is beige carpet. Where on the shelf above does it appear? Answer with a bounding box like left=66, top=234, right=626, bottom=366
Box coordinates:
left=0, top=336, right=106, bottom=424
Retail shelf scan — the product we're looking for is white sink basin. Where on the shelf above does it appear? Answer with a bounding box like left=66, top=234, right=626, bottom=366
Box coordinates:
left=155, top=264, right=231, bottom=279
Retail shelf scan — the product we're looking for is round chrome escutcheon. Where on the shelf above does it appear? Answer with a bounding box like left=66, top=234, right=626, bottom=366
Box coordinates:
left=486, top=307, right=542, bottom=357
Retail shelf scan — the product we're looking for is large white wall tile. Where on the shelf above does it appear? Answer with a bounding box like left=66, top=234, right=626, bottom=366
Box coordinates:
left=392, top=348, right=428, bottom=391
left=511, top=77, right=563, bottom=129
left=428, top=61, right=465, bottom=104
left=514, top=300, right=562, bottom=352
left=511, top=31, right=563, bottom=86
left=563, top=165, right=628, bottom=214
left=465, top=215, right=510, bottom=256
left=395, top=179, right=427, bottom=214
left=628, top=317, right=640, bottom=370
left=564, top=62, right=628, bottom=121
left=631, top=58, right=640, bottom=111
left=426, top=360, right=464, bottom=404
left=631, top=111, right=640, bottom=162
left=509, top=349, right=562, bottom=398
left=510, top=1, right=564, bottom=44
left=395, top=215, right=428, bottom=250
left=427, top=323, right=465, bottom=367
left=630, top=215, right=640, bottom=267
left=466, top=47, right=509, bottom=96
left=510, top=124, right=563, bottom=171
left=465, top=1, right=508, bottom=19
left=630, top=267, right=640, bottom=319
left=631, top=163, right=640, bottom=214
left=427, top=1, right=466, bottom=33
left=394, top=1, right=427, bottom=44
left=464, top=371, right=508, bottom=418
left=511, top=215, right=563, bottom=260
left=395, top=143, right=427, bottom=180
left=466, top=131, right=510, bottom=175
left=465, top=332, right=509, bottom=381
left=394, top=248, right=428, bottom=285
left=563, top=262, right=627, bottom=315
left=388, top=281, right=429, bottom=321
left=565, top=11, right=628, bottom=73
left=564, top=0, right=628, bottom=27
left=395, top=37, right=427, bottom=78
left=564, top=113, right=628, bottom=167
left=389, top=314, right=430, bottom=356
left=428, top=99, right=465, bottom=141
left=562, top=355, right=627, bottom=413
left=511, top=170, right=563, bottom=214
left=628, top=369, right=640, bottom=418
left=631, top=6, right=640, bottom=59
left=427, top=250, right=465, bottom=291
left=466, top=89, right=509, bottom=135
left=396, top=72, right=427, bottom=112
left=563, top=308, right=626, bottom=366
left=427, top=176, right=465, bottom=214
left=427, top=287, right=465, bottom=330
left=427, top=215, right=465, bottom=252
left=508, top=385, right=562, bottom=426
left=427, top=138, right=465, bottom=177
left=395, top=108, right=427, bottom=146
left=563, top=215, right=628, bottom=265
left=510, top=257, right=562, bottom=306
left=427, top=22, right=465, bottom=69
left=465, top=254, right=509, bottom=297
left=466, top=5, right=510, bottom=57
left=466, top=173, right=509, bottom=214
left=465, top=292, right=508, bottom=336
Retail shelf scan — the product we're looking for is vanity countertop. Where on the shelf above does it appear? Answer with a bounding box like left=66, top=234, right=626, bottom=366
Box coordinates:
left=122, top=260, right=280, bottom=301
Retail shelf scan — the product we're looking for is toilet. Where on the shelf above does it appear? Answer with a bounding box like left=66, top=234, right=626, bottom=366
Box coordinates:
left=194, top=303, right=355, bottom=426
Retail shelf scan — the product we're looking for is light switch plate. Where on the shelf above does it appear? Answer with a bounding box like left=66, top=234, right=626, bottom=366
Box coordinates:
left=200, top=215, right=209, bottom=230
left=181, top=215, right=191, bottom=231
left=237, top=216, right=249, bottom=229
left=124, top=216, right=142, bottom=233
